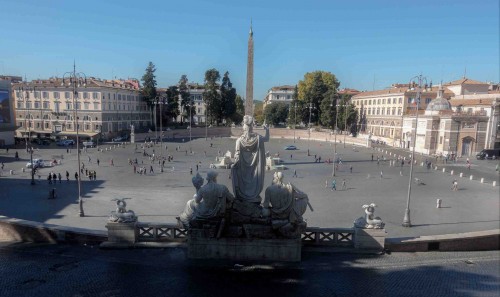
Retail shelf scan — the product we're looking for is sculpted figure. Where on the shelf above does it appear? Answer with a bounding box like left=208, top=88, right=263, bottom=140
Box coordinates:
left=354, top=203, right=385, bottom=229
left=231, top=115, right=269, bottom=204
left=178, top=173, right=204, bottom=228
left=179, top=171, right=234, bottom=228
left=109, top=198, right=137, bottom=223
left=263, top=172, right=312, bottom=224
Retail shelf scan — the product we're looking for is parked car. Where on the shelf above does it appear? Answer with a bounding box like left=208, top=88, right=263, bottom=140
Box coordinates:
left=476, top=149, right=500, bottom=160
left=82, top=141, right=95, bottom=148
left=284, top=145, right=298, bottom=150
left=26, top=159, right=45, bottom=169
left=57, top=139, right=74, bottom=146
left=112, top=136, right=124, bottom=142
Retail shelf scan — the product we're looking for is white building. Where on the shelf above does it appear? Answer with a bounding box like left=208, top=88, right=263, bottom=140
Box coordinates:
left=263, top=85, right=295, bottom=109
left=13, top=77, right=151, bottom=141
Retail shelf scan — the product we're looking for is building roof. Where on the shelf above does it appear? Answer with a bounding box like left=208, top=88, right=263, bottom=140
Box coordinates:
left=444, top=77, right=488, bottom=86
left=353, top=85, right=454, bottom=99
left=13, top=77, right=141, bottom=91
left=270, top=85, right=295, bottom=91
left=448, top=98, right=494, bottom=107
left=338, top=88, right=360, bottom=95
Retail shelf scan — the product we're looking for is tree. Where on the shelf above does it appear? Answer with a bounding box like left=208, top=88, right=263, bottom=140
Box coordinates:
left=336, top=95, right=358, bottom=135
left=231, top=94, right=244, bottom=125
left=288, top=85, right=299, bottom=128
left=141, top=62, right=157, bottom=127
left=298, top=71, right=340, bottom=126
left=220, top=71, right=237, bottom=124
left=178, top=75, right=191, bottom=125
left=264, top=102, right=289, bottom=126
left=203, top=69, right=221, bottom=125
left=254, top=100, right=264, bottom=124
left=165, top=86, right=180, bottom=125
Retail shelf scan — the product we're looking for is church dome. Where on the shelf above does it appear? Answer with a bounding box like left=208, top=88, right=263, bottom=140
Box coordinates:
left=425, top=86, right=451, bottom=115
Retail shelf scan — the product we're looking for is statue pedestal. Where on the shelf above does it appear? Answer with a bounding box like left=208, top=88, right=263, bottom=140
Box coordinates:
left=188, top=231, right=301, bottom=262
left=354, top=227, right=386, bottom=251
left=130, top=133, right=135, bottom=144
left=105, top=222, right=137, bottom=243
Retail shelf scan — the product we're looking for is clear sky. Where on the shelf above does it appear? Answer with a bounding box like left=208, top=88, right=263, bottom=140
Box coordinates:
left=1, top=0, right=498, bottom=100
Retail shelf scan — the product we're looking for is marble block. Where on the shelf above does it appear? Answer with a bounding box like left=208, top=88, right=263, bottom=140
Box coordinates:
left=354, top=228, right=386, bottom=250
left=106, top=222, right=137, bottom=243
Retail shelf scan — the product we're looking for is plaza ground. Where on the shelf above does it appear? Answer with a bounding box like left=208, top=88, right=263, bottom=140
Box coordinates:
left=0, top=132, right=499, bottom=239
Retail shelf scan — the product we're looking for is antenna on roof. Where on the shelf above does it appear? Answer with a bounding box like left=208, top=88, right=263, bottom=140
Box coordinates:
left=463, top=66, right=467, bottom=79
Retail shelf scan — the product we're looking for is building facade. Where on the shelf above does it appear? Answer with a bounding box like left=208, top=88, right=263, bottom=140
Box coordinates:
left=0, top=76, right=21, bottom=146
left=263, top=85, right=295, bottom=109
left=13, top=77, right=151, bottom=141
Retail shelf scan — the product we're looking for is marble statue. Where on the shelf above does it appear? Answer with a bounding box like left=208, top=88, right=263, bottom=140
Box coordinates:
left=263, top=172, right=312, bottom=222
left=354, top=203, right=385, bottom=229
left=178, top=173, right=204, bottom=228
left=231, top=115, right=269, bottom=203
left=108, top=198, right=137, bottom=223
left=179, top=171, right=234, bottom=227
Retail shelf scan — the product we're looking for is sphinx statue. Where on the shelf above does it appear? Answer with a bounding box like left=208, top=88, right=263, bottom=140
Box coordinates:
left=109, top=198, right=137, bottom=223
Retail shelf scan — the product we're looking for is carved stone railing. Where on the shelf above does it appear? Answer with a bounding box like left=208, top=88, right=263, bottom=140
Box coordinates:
left=136, top=222, right=188, bottom=242
left=301, top=227, right=355, bottom=247
left=135, top=224, right=355, bottom=247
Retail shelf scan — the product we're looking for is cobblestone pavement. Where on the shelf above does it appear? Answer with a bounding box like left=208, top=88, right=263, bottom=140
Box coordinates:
left=0, top=134, right=498, bottom=238
left=0, top=242, right=498, bottom=297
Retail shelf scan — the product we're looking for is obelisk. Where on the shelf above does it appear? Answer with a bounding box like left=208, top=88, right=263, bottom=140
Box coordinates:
left=245, top=21, right=254, bottom=116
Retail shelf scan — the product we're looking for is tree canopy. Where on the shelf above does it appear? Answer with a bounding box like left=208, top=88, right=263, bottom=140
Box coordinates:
left=141, top=62, right=157, bottom=107
left=203, top=69, right=221, bottom=125
left=264, top=102, right=289, bottom=126
left=178, top=75, right=191, bottom=125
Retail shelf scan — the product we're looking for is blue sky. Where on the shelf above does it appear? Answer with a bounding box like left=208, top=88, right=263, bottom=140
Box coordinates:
left=1, top=0, right=498, bottom=100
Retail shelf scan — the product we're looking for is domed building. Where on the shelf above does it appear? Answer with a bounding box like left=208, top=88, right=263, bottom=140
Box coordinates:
left=425, top=86, right=452, bottom=116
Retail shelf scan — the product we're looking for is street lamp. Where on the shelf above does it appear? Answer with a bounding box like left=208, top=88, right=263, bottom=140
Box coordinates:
left=402, top=74, right=430, bottom=228
left=189, top=96, right=193, bottom=151
left=17, top=82, right=37, bottom=185
left=62, top=63, right=87, bottom=217
left=343, top=99, right=348, bottom=148
left=293, top=102, right=297, bottom=143
left=205, top=101, right=208, bottom=141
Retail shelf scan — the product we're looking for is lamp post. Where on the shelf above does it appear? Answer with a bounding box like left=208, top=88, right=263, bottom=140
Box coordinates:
left=205, top=101, right=208, bottom=141
left=159, top=96, right=163, bottom=155
left=402, top=74, right=430, bottom=228
left=343, top=99, right=348, bottom=148
left=307, top=103, right=314, bottom=155
left=62, top=63, right=87, bottom=217
left=331, top=98, right=338, bottom=177
left=17, top=82, right=37, bottom=185
left=293, top=102, right=297, bottom=143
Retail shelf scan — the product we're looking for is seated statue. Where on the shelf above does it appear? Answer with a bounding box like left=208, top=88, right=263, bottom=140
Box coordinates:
left=178, top=173, right=204, bottom=228
left=262, top=172, right=312, bottom=237
left=179, top=171, right=234, bottom=228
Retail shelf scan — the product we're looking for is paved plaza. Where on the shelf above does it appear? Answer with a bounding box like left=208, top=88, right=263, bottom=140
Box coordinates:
left=0, top=242, right=499, bottom=297
left=0, top=132, right=499, bottom=238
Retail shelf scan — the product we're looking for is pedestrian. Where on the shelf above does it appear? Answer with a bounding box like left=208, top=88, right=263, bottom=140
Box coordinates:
left=58, top=173, right=62, bottom=183
left=190, top=167, right=193, bottom=175
left=48, top=174, right=52, bottom=184
left=88, top=156, right=91, bottom=163
left=66, top=171, right=69, bottom=181
left=52, top=173, right=57, bottom=182
left=15, top=151, right=19, bottom=159
left=293, top=169, right=297, bottom=178
left=377, top=157, right=380, bottom=165
left=318, top=156, right=322, bottom=163
left=150, top=165, right=154, bottom=174
left=85, top=169, right=88, bottom=176
left=75, top=172, right=78, bottom=180
left=290, top=154, right=293, bottom=160
left=196, top=164, right=199, bottom=171
left=380, top=171, right=384, bottom=179
left=350, top=165, right=353, bottom=174
left=400, top=170, right=403, bottom=176
left=325, top=180, right=328, bottom=188
left=401, top=159, right=404, bottom=167
left=341, top=179, right=347, bottom=190
left=67, top=148, right=69, bottom=154
left=371, top=154, right=374, bottom=161
left=93, top=171, right=96, bottom=180
left=331, top=179, right=336, bottom=191
left=133, top=165, right=136, bottom=173
left=1, top=162, right=4, bottom=170
left=110, top=159, right=114, bottom=166
left=97, top=159, right=100, bottom=166
left=452, top=179, right=458, bottom=191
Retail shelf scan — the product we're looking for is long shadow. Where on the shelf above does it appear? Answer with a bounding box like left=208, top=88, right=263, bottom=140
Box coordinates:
left=412, top=220, right=500, bottom=227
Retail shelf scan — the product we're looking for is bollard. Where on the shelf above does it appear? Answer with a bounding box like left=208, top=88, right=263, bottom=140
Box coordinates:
left=22, top=168, right=25, bottom=173
left=470, top=175, right=474, bottom=180
left=493, top=181, right=497, bottom=187
left=480, top=178, right=485, bottom=183
left=436, top=199, right=442, bottom=208
left=442, top=168, right=446, bottom=173
left=450, top=170, right=454, bottom=175
left=421, top=162, right=424, bottom=166
left=460, top=173, right=463, bottom=177
left=10, top=170, right=13, bottom=175
left=435, top=166, right=438, bottom=170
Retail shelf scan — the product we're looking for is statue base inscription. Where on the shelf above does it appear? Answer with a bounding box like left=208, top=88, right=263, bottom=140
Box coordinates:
left=106, top=222, right=137, bottom=243
left=188, top=232, right=301, bottom=262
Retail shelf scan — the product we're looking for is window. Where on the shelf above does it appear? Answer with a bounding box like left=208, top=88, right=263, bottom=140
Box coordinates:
left=83, top=115, right=90, bottom=121
left=65, top=92, right=71, bottom=99
left=93, top=92, right=98, bottom=99
left=93, top=103, right=99, bottom=110
left=198, top=108, right=201, bottom=113
left=26, top=102, right=31, bottom=109
left=439, top=136, right=443, bottom=144
left=43, top=102, right=49, bottom=109
left=108, top=93, right=111, bottom=100
left=83, top=92, right=89, bottom=99
left=19, top=122, right=23, bottom=127
left=399, top=97, right=402, bottom=104
left=118, top=94, right=121, bottom=100
left=55, top=102, right=60, bottom=112
left=36, top=123, right=40, bottom=128
left=34, top=91, right=40, bottom=99
left=425, top=98, right=432, bottom=104
left=393, top=98, right=396, bottom=104
left=67, top=124, right=72, bottom=129
left=34, top=102, right=40, bottom=108
left=108, top=103, right=111, bottom=110
left=66, top=103, right=72, bottom=110
left=76, top=103, right=81, bottom=110
left=17, top=102, right=22, bottom=109
left=377, top=99, right=380, bottom=104
left=392, top=107, right=396, bottom=115
left=53, top=92, right=60, bottom=99
left=382, top=99, right=385, bottom=104
left=84, top=102, right=89, bottom=110
left=43, top=91, right=49, bottom=99
left=45, top=123, right=49, bottom=129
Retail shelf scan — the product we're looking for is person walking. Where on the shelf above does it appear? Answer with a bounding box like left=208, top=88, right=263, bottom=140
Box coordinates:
left=331, top=179, right=337, bottom=191
left=380, top=171, right=384, bottom=179
left=293, top=169, right=297, bottom=178
left=371, top=154, right=374, bottom=161
left=350, top=165, right=353, bottom=174
left=66, top=171, right=69, bottom=182
left=88, top=156, right=91, bottom=164
left=190, top=167, right=193, bottom=175
left=341, top=178, right=347, bottom=191
left=452, top=179, right=458, bottom=191
left=97, top=159, right=100, bottom=166
left=58, top=173, right=62, bottom=183
left=52, top=173, right=57, bottom=183
left=150, top=165, right=154, bottom=174
left=325, top=180, right=328, bottom=188
left=110, top=159, right=114, bottom=166
left=48, top=173, right=52, bottom=184
left=401, top=159, right=404, bottom=167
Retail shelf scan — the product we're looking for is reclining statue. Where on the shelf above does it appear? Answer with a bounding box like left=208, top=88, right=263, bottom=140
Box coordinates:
left=179, top=171, right=234, bottom=228
left=262, top=172, right=313, bottom=237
